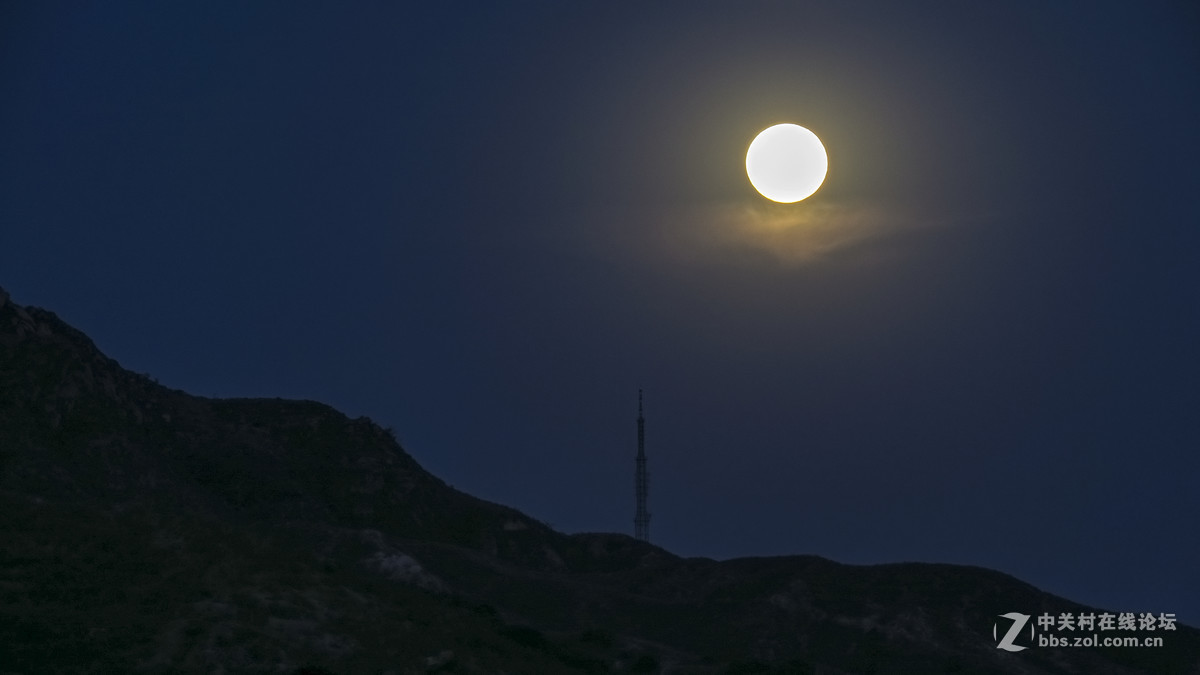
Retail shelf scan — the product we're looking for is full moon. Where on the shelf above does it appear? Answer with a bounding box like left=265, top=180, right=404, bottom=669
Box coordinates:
left=746, top=123, right=828, bottom=203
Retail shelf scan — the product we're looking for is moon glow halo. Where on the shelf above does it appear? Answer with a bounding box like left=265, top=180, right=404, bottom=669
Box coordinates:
left=746, top=124, right=828, bottom=203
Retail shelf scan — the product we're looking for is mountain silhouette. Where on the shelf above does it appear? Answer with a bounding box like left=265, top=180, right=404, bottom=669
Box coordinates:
left=1, top=286, right=1195, bottom=674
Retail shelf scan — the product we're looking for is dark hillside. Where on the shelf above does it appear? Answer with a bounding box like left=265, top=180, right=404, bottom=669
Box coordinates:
left=1, top=286, right=1196, bottom=674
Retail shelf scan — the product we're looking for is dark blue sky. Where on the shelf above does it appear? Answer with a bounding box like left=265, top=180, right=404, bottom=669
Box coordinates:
left=3, top=2, right=1198, bottom=622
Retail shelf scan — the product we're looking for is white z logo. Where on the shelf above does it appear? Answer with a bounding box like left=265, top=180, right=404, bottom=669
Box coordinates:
left=994, top=612, right=1032, bottom=652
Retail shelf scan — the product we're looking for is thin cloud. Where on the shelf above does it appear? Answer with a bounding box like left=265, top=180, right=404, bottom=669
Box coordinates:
left=654, top=199, right=920, bottom=267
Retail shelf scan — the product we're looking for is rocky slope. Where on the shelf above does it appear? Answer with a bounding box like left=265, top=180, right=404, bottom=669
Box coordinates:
left=1, top=286, right=1196, bottom=674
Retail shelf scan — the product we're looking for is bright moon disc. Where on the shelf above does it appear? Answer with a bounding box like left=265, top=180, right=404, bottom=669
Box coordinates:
left=746, top=123, right=828, bottom=203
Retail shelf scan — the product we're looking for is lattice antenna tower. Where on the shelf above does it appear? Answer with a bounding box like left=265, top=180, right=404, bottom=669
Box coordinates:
left=634, top=389, right=651, bottom=542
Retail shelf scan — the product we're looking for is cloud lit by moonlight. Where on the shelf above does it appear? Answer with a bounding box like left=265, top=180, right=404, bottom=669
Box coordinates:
left=652, top=200, right=911, bottom=267
left=580, top=197, right=935, bottom=272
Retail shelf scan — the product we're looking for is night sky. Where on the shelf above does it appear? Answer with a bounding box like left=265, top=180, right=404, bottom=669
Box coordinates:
left=3, top=3, right=1198, bottom=623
